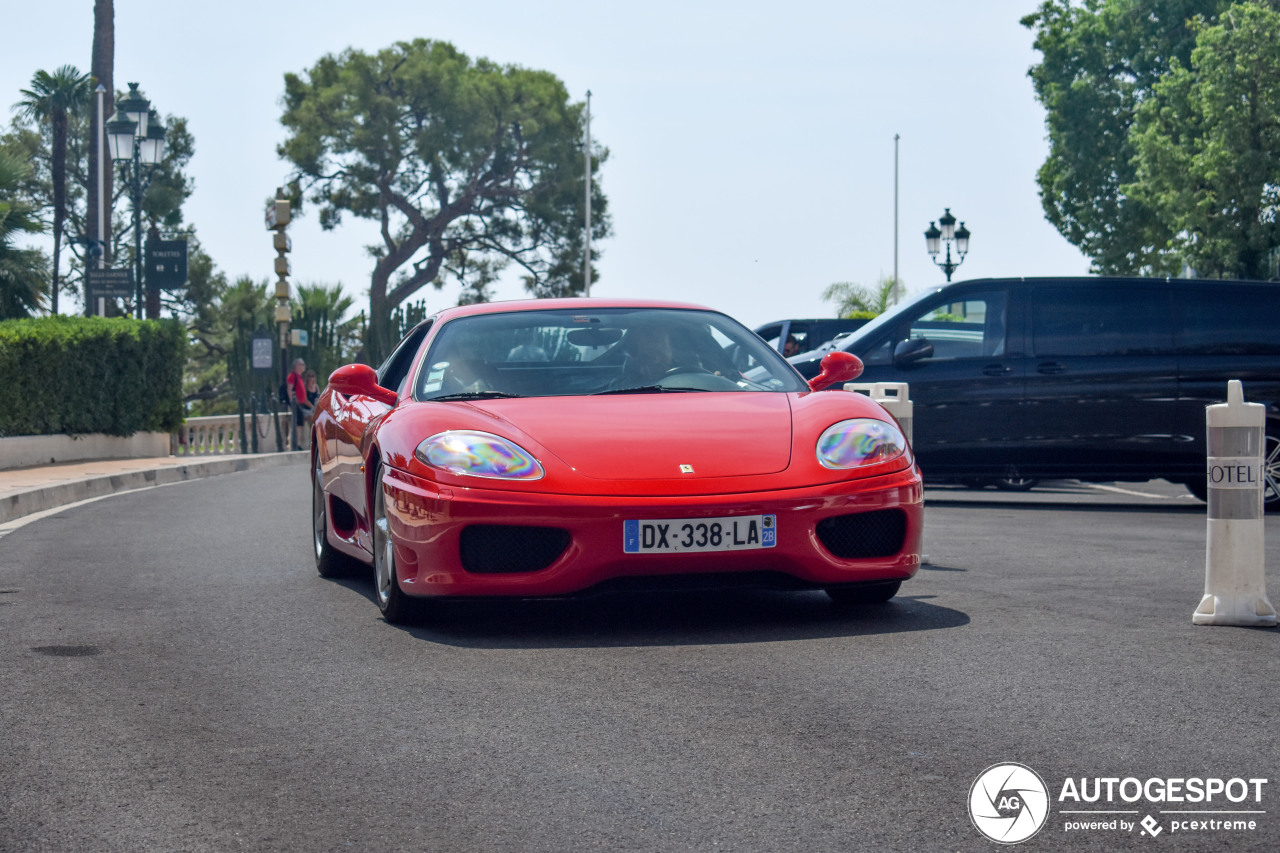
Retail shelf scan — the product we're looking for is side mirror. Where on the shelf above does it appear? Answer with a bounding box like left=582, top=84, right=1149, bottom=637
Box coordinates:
left=808, top=351, right=864, bottom=391
left=893, top=338, right=934, bottom=368
left=328, top=363, right=398, bottom=406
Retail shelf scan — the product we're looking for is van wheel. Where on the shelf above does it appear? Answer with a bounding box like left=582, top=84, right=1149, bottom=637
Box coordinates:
left=1264, top=431, right=1279, bottom=513
left=994, top=476, right=1039, bottom=492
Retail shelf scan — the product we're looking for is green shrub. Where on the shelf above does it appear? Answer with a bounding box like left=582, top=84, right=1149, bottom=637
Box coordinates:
left=0, top=316, right=187, bottom=437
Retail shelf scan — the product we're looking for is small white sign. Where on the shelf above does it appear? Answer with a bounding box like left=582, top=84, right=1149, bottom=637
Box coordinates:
left=251, top=338, right=274, bottom=370
left=1207, top=456, right=1263, bottom=489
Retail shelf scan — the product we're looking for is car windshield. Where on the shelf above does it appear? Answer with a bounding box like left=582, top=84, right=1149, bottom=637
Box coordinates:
left=414, top=307, right=808, bottom=400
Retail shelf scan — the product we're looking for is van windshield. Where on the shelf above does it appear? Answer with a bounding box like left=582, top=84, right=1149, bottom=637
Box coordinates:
left=826, top=287, right=941, bottom=353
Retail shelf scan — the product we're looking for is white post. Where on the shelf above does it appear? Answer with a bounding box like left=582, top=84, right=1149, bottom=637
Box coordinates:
left=893, top=133, right=900, bottom=303
left=1193, top=380, right=1276, bottom=627
left=96, top=83, right=107, bottom=317
left=584, top=90, right=592, bottom=298
left=843, top=380, right=913, bottom=447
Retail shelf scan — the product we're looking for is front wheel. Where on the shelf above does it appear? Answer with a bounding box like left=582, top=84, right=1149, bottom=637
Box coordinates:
left=373, top=464, right=418, bottom=623
left=825, top=580, right=901, bottom=605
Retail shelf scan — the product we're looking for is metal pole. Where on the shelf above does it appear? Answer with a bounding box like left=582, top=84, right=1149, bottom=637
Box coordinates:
left=584, top=90, right=592, bottom=298
left=893, top=134, right=900, bottom=303
left=96, top=84, right=106, bottom=317
left=133, top=152, right=143, bottom=318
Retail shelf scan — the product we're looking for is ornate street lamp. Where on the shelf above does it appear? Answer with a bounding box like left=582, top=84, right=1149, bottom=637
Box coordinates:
left=924, top=207, right=970, bottom=281
left=105, top=83, right=166, bottom=317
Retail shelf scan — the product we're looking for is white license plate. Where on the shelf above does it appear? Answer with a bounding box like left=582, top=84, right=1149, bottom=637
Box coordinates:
left=623, top=515, right=776, bottom=553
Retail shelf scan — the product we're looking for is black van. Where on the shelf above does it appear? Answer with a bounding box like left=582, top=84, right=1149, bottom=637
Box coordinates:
left=788, top=277, right=1280, bottom=507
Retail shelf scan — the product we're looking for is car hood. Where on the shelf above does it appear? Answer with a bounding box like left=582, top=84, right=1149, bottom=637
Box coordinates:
left=477, top=393, right=794, bottom=480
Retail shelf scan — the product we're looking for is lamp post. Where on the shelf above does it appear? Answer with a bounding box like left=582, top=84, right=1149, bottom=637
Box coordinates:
left=924, top=207, right=970, bottom=282
left=105, top=83, right=166, bottom=318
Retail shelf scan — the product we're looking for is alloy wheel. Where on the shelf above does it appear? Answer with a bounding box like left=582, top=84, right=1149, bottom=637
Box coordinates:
left=1265, top=433, right=1279, bottom=508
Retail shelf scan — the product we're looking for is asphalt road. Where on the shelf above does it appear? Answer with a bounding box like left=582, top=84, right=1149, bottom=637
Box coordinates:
left=1, top=466, right=1277, bottom=852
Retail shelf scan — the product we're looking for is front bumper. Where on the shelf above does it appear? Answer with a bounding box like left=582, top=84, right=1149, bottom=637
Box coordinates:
left=381, top=465, right=924, bottom=598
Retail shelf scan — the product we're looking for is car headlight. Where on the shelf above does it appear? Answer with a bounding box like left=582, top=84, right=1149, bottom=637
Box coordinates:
left=415, top=431, right=545, bottom=480
left=816, top=418, right=907, bottom=469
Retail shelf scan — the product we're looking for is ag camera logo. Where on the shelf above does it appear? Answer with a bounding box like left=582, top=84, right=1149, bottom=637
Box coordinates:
left=969, top=763, right=1051, bottom=844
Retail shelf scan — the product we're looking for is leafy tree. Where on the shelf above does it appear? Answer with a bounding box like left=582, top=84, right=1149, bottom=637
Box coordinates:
left=214, top=276, right=275, bottom=411
left=0, top=152, right=47, bottom=318
left=291, top=281, right=363, bottom=381
left=2, top=102, right=196, bottom=316
left=14, top=66, right=91, bottom=314
left=1127, top=2, right=1280, bottom=278
left=1023, top=0, right=1226, bottom=274
left=279, top=39, right=610, bottom=361
left=822, top=275, right=900, bottom=319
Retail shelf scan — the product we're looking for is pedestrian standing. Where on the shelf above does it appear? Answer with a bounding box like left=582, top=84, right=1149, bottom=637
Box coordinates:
left=286, top=358, right=310, bottom=451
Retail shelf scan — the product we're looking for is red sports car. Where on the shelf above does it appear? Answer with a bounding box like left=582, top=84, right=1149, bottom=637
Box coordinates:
left=310, top=299, right=923, bottom=622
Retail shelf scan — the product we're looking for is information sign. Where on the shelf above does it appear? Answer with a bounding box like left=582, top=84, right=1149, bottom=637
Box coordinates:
left=145, top=240, right=188, bottom=290
left=251, top=336, right=275, bottom=371
left=85, top=267, right=134, bottom=297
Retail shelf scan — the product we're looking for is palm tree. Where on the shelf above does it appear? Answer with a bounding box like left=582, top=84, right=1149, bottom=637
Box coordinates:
left=822, top=275, right=902, bottom=319
left=294, top=282, right=359, bottom=378
left=15, top=66, right=92, bottom=315
left=0, top=152, right=48, bottom=318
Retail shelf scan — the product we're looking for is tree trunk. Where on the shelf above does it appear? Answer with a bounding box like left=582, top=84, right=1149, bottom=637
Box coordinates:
left=51, top=112, right=67, bottom=315
left=87, top=0, right=114, bottom=316
left=367, top=268, right=391, bottom=365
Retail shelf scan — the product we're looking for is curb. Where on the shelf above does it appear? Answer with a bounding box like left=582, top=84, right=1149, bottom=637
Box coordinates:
left=0, top=452, right=308, bottom=525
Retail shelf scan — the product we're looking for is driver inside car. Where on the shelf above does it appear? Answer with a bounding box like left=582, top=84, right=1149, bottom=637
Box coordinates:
left=619, top=324, right=701, bottom=385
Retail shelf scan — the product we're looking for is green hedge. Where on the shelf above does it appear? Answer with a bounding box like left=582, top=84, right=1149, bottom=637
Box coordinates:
left=0, top=316, right=187, bottom=438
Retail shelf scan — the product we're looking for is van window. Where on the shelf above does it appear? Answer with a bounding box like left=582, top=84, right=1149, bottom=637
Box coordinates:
left=1176, top=285, right=1280, bottom=355
left=1031, top=287, right=1172, bottom=357
left=904, top=292, right=1008, bottom=360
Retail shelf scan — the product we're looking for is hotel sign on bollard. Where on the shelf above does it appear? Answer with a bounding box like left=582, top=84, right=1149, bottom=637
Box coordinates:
left=1193, top=380, right=1276, bottom=627
left=844, top=381, right=913, bottom=446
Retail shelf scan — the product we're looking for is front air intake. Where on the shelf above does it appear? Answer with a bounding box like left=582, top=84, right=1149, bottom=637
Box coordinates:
left=815, top=509, right=908, bottom=559
left=459, top=525, right=571, bottom=574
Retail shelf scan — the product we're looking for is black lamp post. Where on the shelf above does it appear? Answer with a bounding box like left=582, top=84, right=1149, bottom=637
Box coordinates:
left=106, top=83, right=166, bottom=318
left=924, top=207, right=970, bottom=281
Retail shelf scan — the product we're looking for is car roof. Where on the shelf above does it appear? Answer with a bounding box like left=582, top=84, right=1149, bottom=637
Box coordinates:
left=429, top=297, right=716, bottom=324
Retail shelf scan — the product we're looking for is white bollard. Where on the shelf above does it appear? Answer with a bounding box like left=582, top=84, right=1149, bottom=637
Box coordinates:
left=1193, top=380, right=1276, bottom=627
left=844, top=381, right=913, bottom=446
left=845, top=381, right=928, bottom=565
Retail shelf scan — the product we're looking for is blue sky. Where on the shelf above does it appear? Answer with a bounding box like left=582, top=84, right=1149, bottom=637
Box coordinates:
left=3, top=1, right=1090, bottom=330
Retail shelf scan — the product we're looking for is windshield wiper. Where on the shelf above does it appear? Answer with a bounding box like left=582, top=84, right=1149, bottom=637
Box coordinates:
left=592, top=385, right=702, bottom=395
left=430, top=391, right=526, bottom=401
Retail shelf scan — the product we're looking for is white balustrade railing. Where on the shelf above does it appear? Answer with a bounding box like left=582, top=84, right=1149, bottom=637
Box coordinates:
left=172, top=413, right=292, bottom=456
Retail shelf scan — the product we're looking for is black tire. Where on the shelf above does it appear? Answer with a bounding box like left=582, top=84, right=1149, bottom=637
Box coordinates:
left=993, top=471, right=1034, bottom=491
left=313, top=455, right=361, bottom=578
left=372, top=464, right=419, bottom=623
left=825, top=580, right=902, bottom=605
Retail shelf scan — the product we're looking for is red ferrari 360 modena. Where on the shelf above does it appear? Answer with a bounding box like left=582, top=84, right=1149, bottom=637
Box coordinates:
left=310, top=299, right=923, bottom=622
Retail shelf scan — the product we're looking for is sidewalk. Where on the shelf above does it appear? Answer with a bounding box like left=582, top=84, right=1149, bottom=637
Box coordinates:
left=0, top=452, right=308, bottom=526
